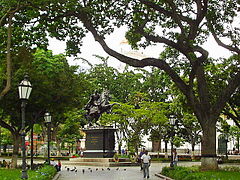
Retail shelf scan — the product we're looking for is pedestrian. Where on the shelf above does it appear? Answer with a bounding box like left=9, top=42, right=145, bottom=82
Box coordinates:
left=50, top=159, right=58, bottom=171
left=139, top=148, right=145, bottom=171
left=141, top=150, right=151, bottom=179
left=121, top=149, right=125, bottom=155
left=58, top=160, right=62, bottom=171
left=172, top=148, right=178, bottom=166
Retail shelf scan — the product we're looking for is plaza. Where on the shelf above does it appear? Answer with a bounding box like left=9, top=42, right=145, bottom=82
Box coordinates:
left=57, top=161, right=200, bottom=180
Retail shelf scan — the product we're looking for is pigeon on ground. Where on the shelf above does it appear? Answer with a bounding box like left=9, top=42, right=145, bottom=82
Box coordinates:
left=90, top=169, right=92, bottom=172
left=102, top=168, right=104, bottom=171
left=67, top=168, right=70, bottom=171
left=70, top=168, right=75, bottom=171
left=82, top=169, right=85, bottom=173
left=116, top=168, right=119, bottom=170
left=124, top=169, right=126, bottom=171
left=96, top=168, right=98, bottom=171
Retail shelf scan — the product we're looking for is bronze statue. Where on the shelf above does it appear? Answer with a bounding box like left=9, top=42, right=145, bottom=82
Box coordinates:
left=84, top=89, right=118, bottom=126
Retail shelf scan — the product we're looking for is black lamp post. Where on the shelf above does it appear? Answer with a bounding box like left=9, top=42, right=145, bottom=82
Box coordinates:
left=18, top=75, right=32, bottom=179
left=44, top=112, right=51, bottom=164
left=169, top=115, right=176, bottom=167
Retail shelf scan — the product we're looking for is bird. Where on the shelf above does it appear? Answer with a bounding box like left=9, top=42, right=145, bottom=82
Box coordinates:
left=67, top=168, right=70, bottom=171
left=70, top=167, right=76, bottom=171
left=102, top=168, right=104, bottom=171
left=88, top=168, right=91, bottom=170
left=90, top=169, right=92, bottom=172
left=96, top=168, right=98, bottom=171
left=116, top=168, right=119, bottom=170
left=65, top=166, right=67, bottom=168
left=75, top=169, right=77, bottom=173
left=82, top=169, right=85, bottom=173
left=107, top=168, right=110, bottom=171
left=123, top=169, right=126, bottom=171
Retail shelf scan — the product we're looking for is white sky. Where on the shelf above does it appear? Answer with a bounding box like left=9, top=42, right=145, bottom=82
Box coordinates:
left=48, top=27, right=232, bottom=70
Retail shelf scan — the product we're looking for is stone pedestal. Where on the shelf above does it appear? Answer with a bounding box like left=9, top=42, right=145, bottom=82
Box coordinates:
left=83, top=126, right=116, bottom=158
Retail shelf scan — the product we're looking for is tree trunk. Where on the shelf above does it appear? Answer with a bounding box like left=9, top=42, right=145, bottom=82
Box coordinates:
left=164, top=141, right=168, bottom=158
left=191, top=138, right=195, bottom=160
left=237, top=137, right=240, bottom=152
left=3, top=145, right=7, bottom=153
left=118, top=142, right=122, bottom=154
left=56, top=138, right=61, bottom=156
left=12, top=133, right=20, bottom=169
left=201, top=123, right=218, bottom=170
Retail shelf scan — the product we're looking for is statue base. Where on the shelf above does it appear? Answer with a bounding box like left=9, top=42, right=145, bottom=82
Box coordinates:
left=83, top=126, right=116, bottom=158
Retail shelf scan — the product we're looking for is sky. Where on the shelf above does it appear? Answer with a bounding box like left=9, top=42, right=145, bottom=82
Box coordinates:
left=48, top=27, right=232, bottom=71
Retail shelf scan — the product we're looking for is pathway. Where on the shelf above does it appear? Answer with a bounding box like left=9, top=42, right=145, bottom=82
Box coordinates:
left=57, top=162, right=201, bottom=180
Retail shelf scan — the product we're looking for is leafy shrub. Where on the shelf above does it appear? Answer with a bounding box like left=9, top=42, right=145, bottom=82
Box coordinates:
left=28, top=165, right=57, bottom=180
left=151, top=157, right=170, bottom=162
left=161, top=166, right=240, bottom=180
left=0, top=165, right=56, bottom=180
left=220, top=166, right=240, bottom=172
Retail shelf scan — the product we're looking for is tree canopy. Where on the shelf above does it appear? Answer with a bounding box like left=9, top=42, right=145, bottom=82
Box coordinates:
left=1, top=0, right=240, bottom=170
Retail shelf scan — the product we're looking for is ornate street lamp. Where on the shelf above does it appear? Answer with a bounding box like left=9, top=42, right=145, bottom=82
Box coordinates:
left=169, top=115, right=176, bottom=167
left=44, top=112, right=52, bottom=164
left=18, top=75, right=32, bottom=179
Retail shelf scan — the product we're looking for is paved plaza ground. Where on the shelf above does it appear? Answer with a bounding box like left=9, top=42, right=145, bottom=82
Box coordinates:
left=1, top=157, right=239, bottom=180
left=57, top=161, right=201, bottom=180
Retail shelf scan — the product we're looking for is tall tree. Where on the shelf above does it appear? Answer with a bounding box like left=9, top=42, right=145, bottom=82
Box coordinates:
left=0, top=49, right=86, bottom=167
left=0, top=0, right=49, bottom=99
left=2, top=0, right=240, bottom=170
left=35, top=0, right=240, bottom=169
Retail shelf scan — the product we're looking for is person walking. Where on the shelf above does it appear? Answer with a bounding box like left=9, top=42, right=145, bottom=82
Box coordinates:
left=172, top=148, right=178, bottom=166
left=139, top=148, right=145, bottom=171
left=58, top=159, right=62, bottom=171
left=141, top=150, right=151, bottom=179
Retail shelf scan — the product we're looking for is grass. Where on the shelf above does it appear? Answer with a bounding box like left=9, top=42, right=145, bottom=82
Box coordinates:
left=161, top=166, right=240, bottom=180
left=0, top=165, right=57, bottom=180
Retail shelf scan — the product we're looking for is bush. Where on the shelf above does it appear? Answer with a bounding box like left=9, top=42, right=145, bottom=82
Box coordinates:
left=119, top=154, right=130, bottom=158
left=161, top=166, right=240, bottom=180
left=151, top=157, right=170, bottom=162
left=0, top=165, right=57, bottom=180
left=28, top=165, right=57, bottom=180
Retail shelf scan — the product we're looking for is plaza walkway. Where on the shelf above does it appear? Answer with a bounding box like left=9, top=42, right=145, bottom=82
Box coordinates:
left=57, top=161, right=201, bottom=180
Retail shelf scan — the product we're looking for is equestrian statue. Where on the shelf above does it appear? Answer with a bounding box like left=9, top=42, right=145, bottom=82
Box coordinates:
left=84, top=89, right=118, bottom=126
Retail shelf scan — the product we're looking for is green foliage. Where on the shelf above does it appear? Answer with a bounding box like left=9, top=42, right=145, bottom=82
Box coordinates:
left=0, top=165, right=56, bottom=180
left=58, top=109, right=85, bottom=144
left=0, top=127, right=13, bottom=147
left=161, top=166, right=240, bottom=180
left=101, top=94, right=172, bottom=153
left=28, top=165, right=57, bottom=180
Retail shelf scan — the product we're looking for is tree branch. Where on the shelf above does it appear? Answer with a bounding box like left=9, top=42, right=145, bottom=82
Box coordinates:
left=207, top=21, right=240, bottom=54
left=213, top=71, right=240, bottom=118
left=188, top=0, right=208, bottom=40
left=0, top=8, right=11, bottom=26
left=0, top=120, right=17, bottom=135
left=0, top=13, right=13, bottom=100
left=139, top=0, right=192, bottom=24
left=223, top=110, right=240, bottom=128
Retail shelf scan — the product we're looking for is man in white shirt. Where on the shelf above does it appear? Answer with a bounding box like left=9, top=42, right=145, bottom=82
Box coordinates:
left=141, top=150, right=151, bottom=179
